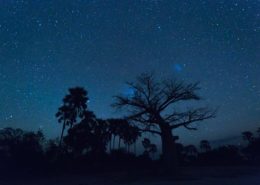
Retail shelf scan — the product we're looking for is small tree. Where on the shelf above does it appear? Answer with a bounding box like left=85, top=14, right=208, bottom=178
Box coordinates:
left=200, top=140, right=211, bottom=152
left=242, top=131, right=254, bottom=143
left=142, top=138, right=157, bottom=158
left=184, top=145, right=198, bottom=156
left=113, top=73, right=215, bottom=170
left=256, top=128, right=260, bottom=138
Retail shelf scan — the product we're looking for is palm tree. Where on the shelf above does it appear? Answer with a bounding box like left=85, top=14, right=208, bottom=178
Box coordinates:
left=128, top=125, right=140, bottom=154
left=63, top=87, right=89, bottom=126
left=56, top=87, right=89, bottom=147
left=107, top=119, right=119, bottom=150
left=200, top=140, right=211, bottom=152
left=242, top=131, right=254, bottom=143
left=124, top=125, right=140, bottom=153
left=56, top=105, right=73, bottom=147
left=107, top=119, right=127, bottom=150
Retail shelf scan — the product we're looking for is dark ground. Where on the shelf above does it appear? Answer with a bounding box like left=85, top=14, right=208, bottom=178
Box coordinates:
left=0, top=166, right=259, bottom=185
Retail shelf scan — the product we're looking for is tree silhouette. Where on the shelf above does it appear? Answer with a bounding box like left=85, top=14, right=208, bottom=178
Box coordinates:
left=121, top=123, right=140, bottom=153
left=257, top=128, right=260, bottom=137
left=106, top=119, right=119, bottom=150
left=64, top=114, right=110, bottom=158
left=0, top=128, right=44, bottom=168
left=113, top=73, right=215, bottom=170
left=183, top=145, right=197, bottom=163
left=242, top=131, right=254, bottom=143
left=242, top=129, right=260, bottom=163
left=0, top=127, right=24, bottom=158
left=200, top=140, right=211, bottom=152
left=184, top=145, right=197, bottom=156
left=106, top=119, right=125, bottom=150
left=142, top=138, right=157, bottom=158
left=56, top=87, right=89, bottom=147
left=106, top=118, right=140, bottom=151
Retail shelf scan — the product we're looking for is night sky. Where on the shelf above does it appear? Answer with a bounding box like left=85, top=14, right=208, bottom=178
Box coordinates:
left=0, top=0, right=259, bottom=145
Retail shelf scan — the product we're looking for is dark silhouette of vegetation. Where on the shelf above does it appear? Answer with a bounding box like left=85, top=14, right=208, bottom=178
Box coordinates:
left=1, top=125, right=259, bottom=176
left=0, top=79, right=259, bottom=178
left=56, top=87, right=89, bottom=148
left=0, top=128, right=44, bottom=171
left=200, top=140, right=211, bottom=152
left=112, top=73, right=216, bottom=170
left=242, top=131, right=254, bottom=143
left=106, top=118, right=140, bottom=153
left=242, top=129, right=260, bottom=164
left=142, top=138, right=157, bottom=158
left=64, top=117, right=110, bottom=158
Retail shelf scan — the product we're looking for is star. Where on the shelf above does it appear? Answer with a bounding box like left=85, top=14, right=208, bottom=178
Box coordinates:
left=0, top=0, right=258, bottom=144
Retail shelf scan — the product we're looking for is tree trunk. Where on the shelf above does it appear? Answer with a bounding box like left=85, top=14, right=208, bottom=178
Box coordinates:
left=113, top=135, right=116, bottom=150
left=134, top=142, right=137, bottom=155
left=118, top=137, right=121, bottom=149
left=160, top=123, right=179, bottom=173
left=109, top=135, right=112, bottom=152
left=59, top=122, right=66, bottom=148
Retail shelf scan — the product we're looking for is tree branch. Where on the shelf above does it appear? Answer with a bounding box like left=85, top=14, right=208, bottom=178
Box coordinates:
left=138, top=128, right=161, bottom=135
left=170, top=108, right=216, bottom=130
left=159, top=82, right=201, bottom=111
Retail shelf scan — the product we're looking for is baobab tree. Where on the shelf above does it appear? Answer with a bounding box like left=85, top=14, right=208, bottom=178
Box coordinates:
left=113, top=73, right=215, bottom=170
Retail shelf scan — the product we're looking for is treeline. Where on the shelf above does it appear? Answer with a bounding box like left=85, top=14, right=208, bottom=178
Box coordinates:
left=0, top=124, right=259, bottom=175
left=176, top=129, right=260, bottom=166
left=0, top=125, right=157, bottom=175
left=0, top=81, right=259, bottom=175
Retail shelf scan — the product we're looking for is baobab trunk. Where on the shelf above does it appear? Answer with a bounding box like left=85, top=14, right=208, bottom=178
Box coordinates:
left=160, top=123, right=179, bottom=172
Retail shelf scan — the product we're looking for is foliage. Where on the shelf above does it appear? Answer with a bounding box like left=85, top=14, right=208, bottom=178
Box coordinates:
left=0, top=85, right=259, bottom=175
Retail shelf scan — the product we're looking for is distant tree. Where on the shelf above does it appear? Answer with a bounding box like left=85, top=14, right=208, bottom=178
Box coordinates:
left=18, top=130, right=45, bottom=165
left=257, top=128, right=260, bottom=138
left=120, top=122, right=140, bottom=153
left=107, top=119, right=125, bottom=149
left=107, top=119, right=140, bottom=153
left=125, top=125, right=140, bottom=153
left=242, top=131, right=254, bottom=143
left=200, top=140, right=211, bottom=152
left=0, top=127, right=24, bottom=156
left=113, top=73, right=215, bottom=170
left=243, top=136, right=260, bottom=162
left=184, top=145, right=198, bottom=156
left=142, top=138, right=157, bottom=158
left=0, top=128, right=44, bottom=168
left=183, top=145, right=197, bottom=163
left=106, top=119, right=121, bottom=150
left=214, top=145, right=242, bottom=165
left=56, top=87, right=89, bottom=147
left=45, top=138, right=60, bottom=163
left=64, top=115, right=110, bottom=158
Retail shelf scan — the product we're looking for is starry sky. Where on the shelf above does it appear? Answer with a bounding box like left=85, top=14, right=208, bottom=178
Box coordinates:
left=0, top=0, right=259, bottom=144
